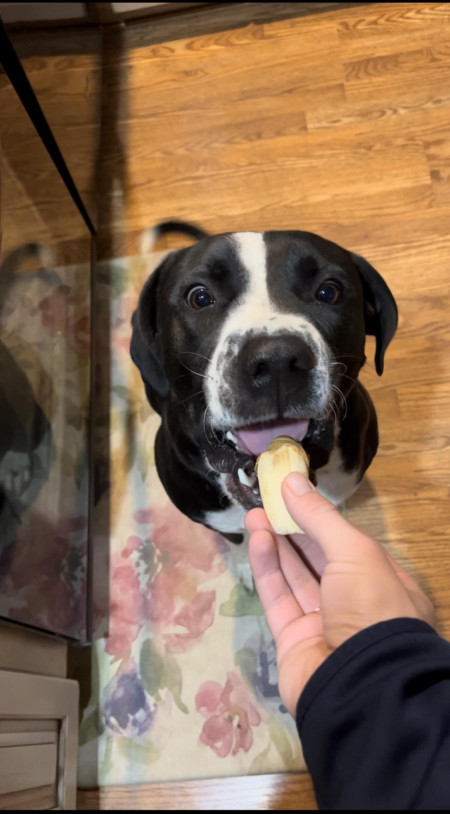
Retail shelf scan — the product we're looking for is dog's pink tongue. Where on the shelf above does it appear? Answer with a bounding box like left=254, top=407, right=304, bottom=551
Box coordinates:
left=234, top=419, right=309, bottom=457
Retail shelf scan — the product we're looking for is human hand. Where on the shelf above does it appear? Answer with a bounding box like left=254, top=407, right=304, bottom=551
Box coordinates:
left=246, top=474, right=436, bottom=716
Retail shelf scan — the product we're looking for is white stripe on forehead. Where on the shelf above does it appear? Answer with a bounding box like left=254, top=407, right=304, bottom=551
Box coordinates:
left=228, top=232, right=327, bottom=339
left=204, top=231, right=331, bottom=426
left=233, top=231, right=267, bottom=287
left=231, top=231, right=271, bottom=324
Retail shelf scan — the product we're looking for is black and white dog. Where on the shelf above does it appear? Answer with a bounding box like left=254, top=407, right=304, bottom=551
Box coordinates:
left=131, top=222, right=397, bottom=582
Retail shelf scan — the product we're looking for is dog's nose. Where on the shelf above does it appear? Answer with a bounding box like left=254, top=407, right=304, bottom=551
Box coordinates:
left=241, top=334, right=316, bottom=394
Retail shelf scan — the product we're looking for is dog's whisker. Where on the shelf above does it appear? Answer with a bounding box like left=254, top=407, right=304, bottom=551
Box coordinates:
left=173, top=372, right=197, bottom=382
left=180, top=361, right=209, bottom=380
left=203, top=409, right=212, bottom=446
left=181, top=351, right=213, bottom=364
left=331, top=383, right=348, bottom=414
left=331, top=383, right=348, bottom=421
left=203, top=406, right=211, bottom=443
left=330, top=361, right=348, bottom=374
left=203, top=406, right=221, bottom=446
left=338, top=373, right=358, bottom=387
left=331, top=383, right=346, bottom=402
left=179, top=361, right=219, bottom=386
left=327, top=399, right=338, bottom=425
left=179, top=359, right=220, bottom=386
left=332, top=352, right=377, bottom=376
left=170, top=389, right=204, bottom=409
left=331, top=352, right=361, bottom=361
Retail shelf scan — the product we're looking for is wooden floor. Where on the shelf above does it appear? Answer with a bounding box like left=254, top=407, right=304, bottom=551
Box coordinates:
left=7, top=1, right=450, bottom=809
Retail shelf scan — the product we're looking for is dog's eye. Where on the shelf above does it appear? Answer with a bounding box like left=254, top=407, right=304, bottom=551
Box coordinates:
left=316, top=281, right=341, bottom=305
left=186, top=285, right=215, bottom=310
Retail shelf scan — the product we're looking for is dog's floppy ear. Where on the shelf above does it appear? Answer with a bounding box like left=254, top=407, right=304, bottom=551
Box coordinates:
left=350, top=252, right=398, bottom=376
left=130, top=261, right=170, bottom=410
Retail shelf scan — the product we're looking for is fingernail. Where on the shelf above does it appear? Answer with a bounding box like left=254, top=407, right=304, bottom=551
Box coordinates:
left=284, top=472, right=314, bottom=495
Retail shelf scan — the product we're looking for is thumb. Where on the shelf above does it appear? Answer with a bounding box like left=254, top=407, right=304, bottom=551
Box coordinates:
left=281, top=473, right=378, bottom=564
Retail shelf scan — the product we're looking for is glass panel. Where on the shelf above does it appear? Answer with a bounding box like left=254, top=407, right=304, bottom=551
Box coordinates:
left=0, top=61, right=91, bottom=641
left=6, top=24, right=102, bottom=230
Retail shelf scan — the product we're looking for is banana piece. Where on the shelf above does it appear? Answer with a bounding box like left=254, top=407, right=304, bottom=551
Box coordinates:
left=255, top=435, right=310, bottom=535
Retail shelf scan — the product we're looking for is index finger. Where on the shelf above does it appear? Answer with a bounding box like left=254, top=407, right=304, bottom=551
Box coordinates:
left=282, top=473, right=383, bottom=564
left=246, top=507, right=327, bottom=577
left=248, top=527, right=307, bottom=641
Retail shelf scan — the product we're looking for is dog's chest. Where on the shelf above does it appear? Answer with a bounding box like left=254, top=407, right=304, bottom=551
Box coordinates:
left=203, top=443, right=359, bottom=536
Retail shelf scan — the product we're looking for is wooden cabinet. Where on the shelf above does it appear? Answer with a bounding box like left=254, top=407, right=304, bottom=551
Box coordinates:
left=0, top=622, right=78, bottom=810
left=0, top=723, right=59, bottom=807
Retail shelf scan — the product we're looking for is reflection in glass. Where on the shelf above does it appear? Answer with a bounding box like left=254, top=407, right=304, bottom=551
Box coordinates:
left=0, top=30, right=93, bottom=641
left=0, top=248, right=55, bottom=553
left=0, top=244, right=90, bottom=639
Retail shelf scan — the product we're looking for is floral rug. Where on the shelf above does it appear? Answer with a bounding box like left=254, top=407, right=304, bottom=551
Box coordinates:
left=77, top=252, right=306, bottom=787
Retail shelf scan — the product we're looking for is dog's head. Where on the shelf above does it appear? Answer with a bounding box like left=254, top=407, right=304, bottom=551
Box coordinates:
left=131, top=230, right=397, bottom=506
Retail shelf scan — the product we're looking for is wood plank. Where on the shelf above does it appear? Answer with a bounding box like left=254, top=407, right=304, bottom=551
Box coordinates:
left=0, top=744, right=57, bottom=795
left=336, top=3, right=450, bottom=57
left=0, top=784, right=56, bottom=811
left=77, top=772, right=318, bottom=811
left=0, top=720, right=58, bottom=734
left=0, top=731, right=57, bottom=747
left=0, top=621, right=67, bottom=678
left=0, top=672, right=78, bottom=809
left=114, top=3, right=367, bottom=50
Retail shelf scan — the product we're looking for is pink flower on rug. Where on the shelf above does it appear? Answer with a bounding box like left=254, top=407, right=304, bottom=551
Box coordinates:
left=135, top=502, right=228, bottom=577
left=147, top=567, right=216, bottom=653
left=163, top=589, right=216, bottom=653
left=195, top=672, right=261, bottom=757
left=131, top=502, right=228, bottom=655
left=122, top=535, right=143, bottom=558
left=105, top=555, right=142, bottom=660
left=147, top=569, right=177, bottom=625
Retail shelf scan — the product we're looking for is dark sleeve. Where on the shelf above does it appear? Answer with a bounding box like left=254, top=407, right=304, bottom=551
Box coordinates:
left=296, top=618, right=450, bottom=810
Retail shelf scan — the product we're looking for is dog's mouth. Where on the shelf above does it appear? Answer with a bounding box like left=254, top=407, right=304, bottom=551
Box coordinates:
left=207, top=417, right=313, bottom=510
left=229, top=417, right=309, bottom=457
